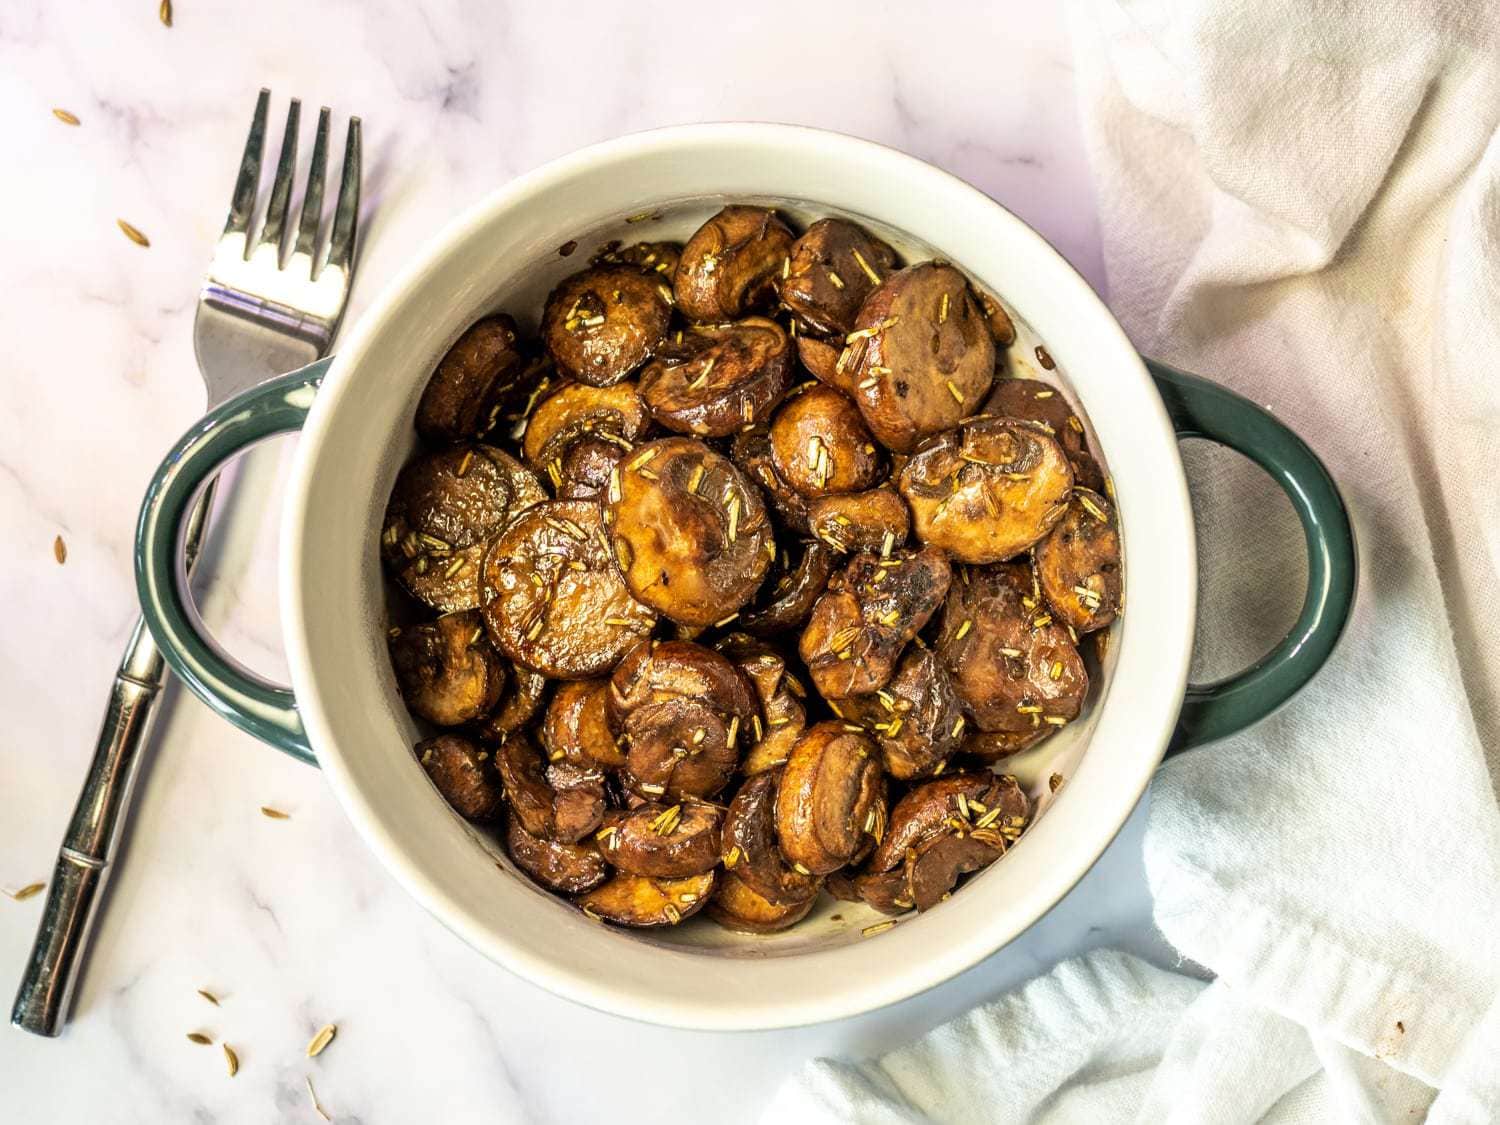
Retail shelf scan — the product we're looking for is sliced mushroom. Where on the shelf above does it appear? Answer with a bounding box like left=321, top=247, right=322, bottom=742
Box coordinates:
left=774, top=722, right=886, bottom=876
left=866, top=773, right=1025, bottom=872
left=604, top=438, right=774, bottom=627
left=707, top=871, right=818, bottom=933
left=769, top=384, right=883, bottom=497
left=542, top=265, right=672, bottom=386
left=848, top=262, right=996, bottom=452
left=415, top=314, right=536, bottom=443
left=638, top=317, right=792, bottom=437
left=521, top=380, right=650, bottom=472
left=674, top=206, right=794, bottom=322
left=795, top=333, right=861, bottom=398
left=807, top=487, right=909, bottom=555
left=1035, top=488, right=1121, bottom=633
left=936, top=562, right=1088, bottom=734
left=776, top=218, right=899, bottom=336
left=840, top=646, right=963, bottom=780
left=976, top=290, right=1017, bottom=347
left=740, top=540, right=835, bottom=636
left=553, top=436, right=627, bottom=500
left=480, top=665, right=550, bottom=737
left=388, top=611, right=505, bottom=726
left=543, top=679, right=625, bottom=769
left=480, top=499, right=657, bottom=678
left=899, top=417, right=1073, bottom=563
left=598, top=801, right=723, bottom=877
left=494, top=731, right=559, bottom=839
left=729, top=427, right=811, bottom=534
left=712, top=634, right=809, bottom=774
left=961, top=728, right=1050, bottom=763
left=608, top=640, right=759, bottom=801
left=982, top=378, right=1086, bottom=457
left=799, top=547, right=952, bottom=698
left=546, top=758, right=607, bottom=843
left=382, top=445, right=546, bottom=612
left=578, top=870, right=716, bottom=927
left=506, top=816, right=609, bottom=895
left=594, top=240, right=682, bottom=279
left=722, top=768, right=821, bottom=903
left=417, top=734, right=502, bottom=822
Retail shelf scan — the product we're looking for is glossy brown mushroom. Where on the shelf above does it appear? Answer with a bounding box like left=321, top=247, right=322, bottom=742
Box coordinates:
left=542, top=679, right=625, bottom=770
left=774, top=722, right=886, bottom=876
left=388, top=611, right=505, bottom=727
left=976, top=290, right=1017, bottom=348
left=415, top=314, right=536, bottom=443
left=728, top=427, right=811, bottom=535
left=722, top=768, right=821, bottom=903
left=578, top=870, right=716, bottom=927
left=481, top=499, right=655, bottom=679
left=480, top=665, right=550, bottom=738
left=795, top=333, right=860, bottom=398
left=847, top=262, right=996, bottom=451
left=982, top=378, right=1087, bottom=456
left=506, top=817, right=609, bottom=895
left=638, top=317, right=792, bottom=437
left=936, top=562, right=1088, bottom=734
left=707, top=871, right=818, bottom=933
left=604, top=438, right=774, bottom=627
left=382, top=445, right=546, bottom=613
left=739, top=540, right=835, bottom=636
left=776, top=218, right=898, bottom=336
left=961, top=728, right=1050, bottom=763
left=799, top=547, right=952, bottom=699
left=521, top=380, right=651, bottom=473
left=553, top=436, right=626, bottom=500
left=417, top=734, right=502, bottom=822
left=899, top=417, right=1074, bottom=563
left=769, top=384, right=883, bottom=497
left=593, top=240, right=681, bottom=279
left=674, top=206, right=794, bottom=322
left=608, top=640, right=759, bottom=801
left=807, top=487, right=910, bottom=555
left=598, top=801, right=723, bottom=877
left=542, top=265, right=672, bottom=386
left=839, top=646, right=963, bottom=780
left=1034, top=488, right=1122, bottom=633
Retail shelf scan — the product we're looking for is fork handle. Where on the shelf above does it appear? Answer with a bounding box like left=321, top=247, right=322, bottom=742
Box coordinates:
left=11, top=482, right=216, bottom=1037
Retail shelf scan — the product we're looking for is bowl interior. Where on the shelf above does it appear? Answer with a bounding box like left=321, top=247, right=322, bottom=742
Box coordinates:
left=284, top=125, right=1193, bottom=1027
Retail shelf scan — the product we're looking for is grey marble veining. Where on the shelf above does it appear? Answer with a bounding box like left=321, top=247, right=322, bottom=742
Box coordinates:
left=0, top=2, right=1168, bottom=1121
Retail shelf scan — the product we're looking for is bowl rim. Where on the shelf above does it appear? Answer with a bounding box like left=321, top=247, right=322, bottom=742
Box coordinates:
left=281, top=121, right=1196, bottom=1029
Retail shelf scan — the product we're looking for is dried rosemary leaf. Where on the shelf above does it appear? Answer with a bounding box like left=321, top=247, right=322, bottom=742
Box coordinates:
left=306, top=1077, right=331, bottom=1121
left=222, top=1043, right=239, bottom=1076
left=159, top=0, right=172, bottom=27
left=117, top=219, right=150, bottom=247
left=53, top=535, right=66, bottom=564
left=186, top=1032, right=212, bottom=1045
left=52, top=108, right=80, bottom=126
left=306, top=1023, right=336, bottom=1057
left=260, top=806, right=290, bottom=820
left=5, top=882, right=45, bottom=901
left=196, top=989, right=219, bottom=1006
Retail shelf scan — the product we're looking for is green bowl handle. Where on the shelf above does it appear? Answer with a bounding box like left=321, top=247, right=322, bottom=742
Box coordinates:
left=1147, top=358, right=1357, bottom=757
left=134, top=359, right=331, bottom=767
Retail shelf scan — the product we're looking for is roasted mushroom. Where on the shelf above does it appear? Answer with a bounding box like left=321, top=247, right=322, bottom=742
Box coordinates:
left=776, top=218, right=899, bottom=336
left=799, top=547, right=952, bottom=698
left=713, top=637, right=810, bottom=775
left=674, top=206, right=794, bottom=322
left=976, top=290, right=1017, bottom=348
left=774, top=722, right=886, bottom=876
left=899, top=417, right=1073, bottom=563
left=493, top=730, right=603, bottom=843
left=1034, top=488, right=1121, bottom=633
left=608, top=640, right=759, bottom=801
left=794, top=333, right=860, bottom=398
left=721, top=769, right=821, bottom=903
left=480, top=499, right=656, bottom=678
left=547, top=756, right=608, bottom=843
left=729, top=427, right=811, bottom=534
left=553, top=436, right=627, bottom=500
left=936, top=562, right=1088, bottom=734
left=542, top=265, right=672, bottom=386
left=840, top=647, right=963, bottom=780
left=542, top=679, right=625, bottom=769
left=388, top=611, right=505, bottom=726
left=638, top=317, right=792, bottom=437
left=382, top=445, right=546, bottom=613
left=594, top=240, right=681, bottom=279
left=598, top=801, right=723, bottom=877
left=707, top=871, right=817, bottom=933
left=417, top=734, right=502, bottom=822
left=521, top=380, right=651, bottom=472
left=415, top=314, right=537, bottom=443
left=506, top=817, right=609, bottom=895
left=982, top=378, right=1086, bottom=457
left=807, top=487, right=909, bottom=555
left=739, top=540, right=836, bottom=636
left=769, top=384, right=883, bottom=497
left=961, top=728, right=1050, bottom=763
left=848, top=262, right=996, bottom=452
left=481, top=665, right=550, bottom=737
left=604, top=438, right=774, bottom=627
left=579, top=871, right=716, bottom=927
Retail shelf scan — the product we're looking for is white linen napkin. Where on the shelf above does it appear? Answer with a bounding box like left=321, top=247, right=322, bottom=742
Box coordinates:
left=770, top=1, right=1500, bottom=1120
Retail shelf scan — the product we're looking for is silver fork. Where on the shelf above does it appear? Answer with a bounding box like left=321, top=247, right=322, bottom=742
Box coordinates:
left=11, top=90, right=362, bottom=1037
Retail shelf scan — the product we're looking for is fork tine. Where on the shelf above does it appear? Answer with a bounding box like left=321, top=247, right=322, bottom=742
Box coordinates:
left=294, top=107, right=331, bottom=260
left=225, top=89, right=270, bottom=238
left=257, top=99, right=300, bottom=256
left=325, top=117, right=362, bottom=273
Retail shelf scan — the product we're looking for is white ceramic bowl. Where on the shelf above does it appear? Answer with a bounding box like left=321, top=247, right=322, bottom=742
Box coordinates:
left=137, top=123, right=1352, bottom=1029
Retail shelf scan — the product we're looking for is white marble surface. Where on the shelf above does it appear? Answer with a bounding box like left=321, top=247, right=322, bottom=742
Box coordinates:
left=0, top=2, right=1175, bottom=1120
